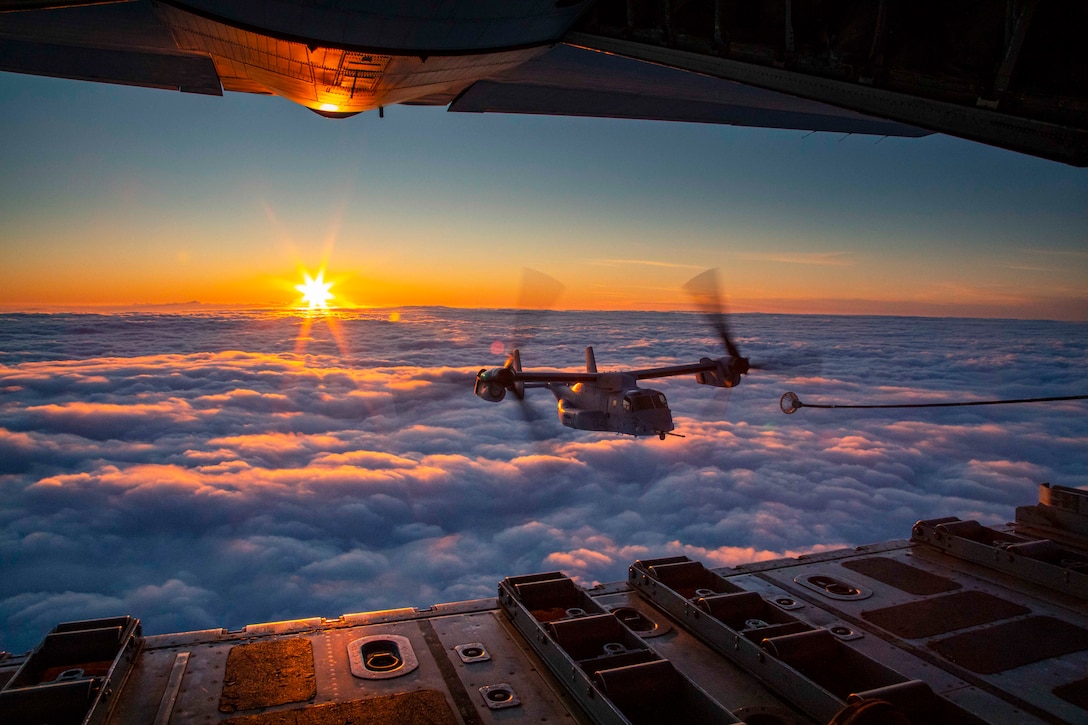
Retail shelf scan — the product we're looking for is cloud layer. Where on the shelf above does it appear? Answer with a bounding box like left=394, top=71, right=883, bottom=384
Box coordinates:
left=1, top=309, right=1085, bottom=652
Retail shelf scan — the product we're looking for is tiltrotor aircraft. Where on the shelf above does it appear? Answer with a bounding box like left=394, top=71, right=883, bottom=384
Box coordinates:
left=473, top=270, right=750, bottom=440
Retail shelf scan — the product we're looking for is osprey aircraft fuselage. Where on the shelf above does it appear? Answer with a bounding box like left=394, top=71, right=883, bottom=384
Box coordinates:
left=474, top=346, right=749, bottom=439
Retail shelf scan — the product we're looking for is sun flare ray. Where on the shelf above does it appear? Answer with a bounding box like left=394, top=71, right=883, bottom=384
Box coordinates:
left=291, top=267, right=349, bottom=356
left=296, top=269, right=335, bottom=310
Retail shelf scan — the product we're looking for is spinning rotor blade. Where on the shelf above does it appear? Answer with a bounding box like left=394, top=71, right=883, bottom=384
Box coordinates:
left=515, top=393, right=542, bottom=423
left=505, top=268, right=565, bottom=361
left=499, top=269, right=565, bottom=438
left=683, top=269, right=821, bottom=380
left=507, top=361, right=553, bottom=443
left=515, top=394, right=558, bottom=444
left=506, top=349, right=526, bottom=401
left=683, top=268, right=744, bottom=363
left=516, top=268, right=565, bottom=311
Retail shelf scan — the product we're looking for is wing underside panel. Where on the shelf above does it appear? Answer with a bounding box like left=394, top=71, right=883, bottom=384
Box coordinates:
left=0, top=38, right=221, bottom=94
left=450, top=42, right=929, bottom=137
left=0, top=2, right=222, bottom=94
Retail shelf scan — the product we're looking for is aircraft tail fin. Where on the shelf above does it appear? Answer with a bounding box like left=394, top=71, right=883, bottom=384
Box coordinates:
left=585, top=346, right=597, bottom=373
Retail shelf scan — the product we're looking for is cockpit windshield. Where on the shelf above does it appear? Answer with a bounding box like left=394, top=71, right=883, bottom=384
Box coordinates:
left=626, top=392, right=668, bottom=411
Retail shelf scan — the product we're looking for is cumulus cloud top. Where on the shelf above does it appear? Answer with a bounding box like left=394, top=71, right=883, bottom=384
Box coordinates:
left=1, top=309, right=1085, bottom=652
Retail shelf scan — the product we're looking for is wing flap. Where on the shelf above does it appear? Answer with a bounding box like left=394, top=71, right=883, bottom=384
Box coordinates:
left=0, top=38, right=221, bottom=94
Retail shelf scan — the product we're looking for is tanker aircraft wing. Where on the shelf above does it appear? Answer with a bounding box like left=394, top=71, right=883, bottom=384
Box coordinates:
left=2, top=0, right=1085, bottom=164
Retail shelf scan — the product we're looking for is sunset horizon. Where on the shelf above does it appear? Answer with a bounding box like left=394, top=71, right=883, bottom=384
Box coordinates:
left=2, top=294, right=1084, bottom=322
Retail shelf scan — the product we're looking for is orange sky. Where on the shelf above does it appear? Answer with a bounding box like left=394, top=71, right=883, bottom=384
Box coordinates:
left=2, top=75, right=1085, bottom=320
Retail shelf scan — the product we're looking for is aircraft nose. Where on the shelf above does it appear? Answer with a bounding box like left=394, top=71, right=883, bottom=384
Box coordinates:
left=638, top=410, right=673, bottom=435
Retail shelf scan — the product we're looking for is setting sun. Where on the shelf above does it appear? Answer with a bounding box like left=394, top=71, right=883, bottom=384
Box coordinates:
left=296, top=269, right=334, bottom=309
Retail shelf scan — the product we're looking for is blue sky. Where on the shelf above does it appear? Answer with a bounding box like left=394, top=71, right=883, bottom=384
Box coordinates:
left=1, top=71, right=1086, bottom=317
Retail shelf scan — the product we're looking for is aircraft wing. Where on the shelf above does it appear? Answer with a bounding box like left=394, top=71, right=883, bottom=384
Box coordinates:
left=510, top=371, right=600, bottom=385
left=496, top=361, right=727, bottom=385
left=2, top=1, right=1084, bottom=163
left=0, top=2, right=223, bottom=95
left=0, top=0, right=922, bottom=136
left=450, top=43, right=929, bottom=137
left=629, top=361, right=721, bottom=381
